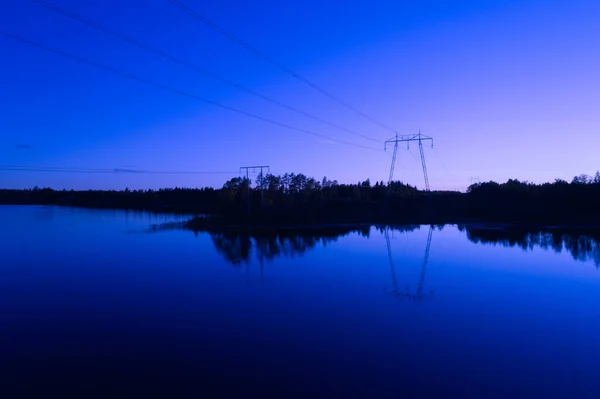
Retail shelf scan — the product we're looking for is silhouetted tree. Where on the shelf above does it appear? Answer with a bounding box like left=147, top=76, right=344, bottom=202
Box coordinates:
left=572, top=174, right=591, bottom=185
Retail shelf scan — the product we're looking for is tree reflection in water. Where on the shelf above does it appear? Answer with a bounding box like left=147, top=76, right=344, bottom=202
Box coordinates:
left=205, top=225, right=428, bottom=266
left=145, top=223, right=421, bottom=267
left=209, top=226, right=372, bottom=266
left=460, top=225, right=600, bottom=268
left=210, top=231, right=253, bottom=266
left=148, top=222, right=600, bottom=269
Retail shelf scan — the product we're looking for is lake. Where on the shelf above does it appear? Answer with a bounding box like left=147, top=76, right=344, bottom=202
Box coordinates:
left=1, top=206, right=599, bottom=398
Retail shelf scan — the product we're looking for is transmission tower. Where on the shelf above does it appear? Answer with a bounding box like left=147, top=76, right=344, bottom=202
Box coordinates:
left=384, top=131, right=434, bottom=192
left=239, top=165, right=270, bottom=214
left=383, top=134, right=399, bottom=208
left=418, top=137, right=430, bottom=191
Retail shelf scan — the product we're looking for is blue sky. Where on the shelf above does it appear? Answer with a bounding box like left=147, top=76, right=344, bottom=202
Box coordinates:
left=0, top=0, right=599, bottom=190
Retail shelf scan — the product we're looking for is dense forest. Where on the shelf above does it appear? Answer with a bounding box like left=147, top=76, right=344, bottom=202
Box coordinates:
left=2, top=171, right=600, bottom=226
left=0, top=172, right=426, bottom=217
left=464, top=172, right=600, bottom=224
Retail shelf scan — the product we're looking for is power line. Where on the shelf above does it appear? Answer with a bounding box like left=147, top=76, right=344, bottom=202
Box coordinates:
left=168, top=0, right=398, bottom=134
left=0, top=30, right=381, bottom=152
left=0, top=165, right=238, bottom=175
left=30, top=0, right=379, bottom=144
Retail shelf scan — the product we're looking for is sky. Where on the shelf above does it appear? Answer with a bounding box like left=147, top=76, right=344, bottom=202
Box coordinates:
left=0, top=0, right=599, bottom=191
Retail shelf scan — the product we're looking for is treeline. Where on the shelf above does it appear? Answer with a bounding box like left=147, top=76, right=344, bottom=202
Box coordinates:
left=214, top=173, right=435, bottom=223
left=3, top=171, right=600, bottom=225
left=465, top=172, right=600, bottom=224
left=0, top=187, right=220, bottom=213
left=220, top=173, right=420, bottom=206
left=0, top=173, right=425, bottom=216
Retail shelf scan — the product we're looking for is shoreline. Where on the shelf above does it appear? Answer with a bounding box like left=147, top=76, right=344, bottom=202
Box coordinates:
left=183, top=215, right=600, bottom=233
left=4, top=203, right=600, bottom=232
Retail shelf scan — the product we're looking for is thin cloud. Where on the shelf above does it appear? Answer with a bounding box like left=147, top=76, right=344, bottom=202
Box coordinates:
left=319, top=140, right=336, bottom=145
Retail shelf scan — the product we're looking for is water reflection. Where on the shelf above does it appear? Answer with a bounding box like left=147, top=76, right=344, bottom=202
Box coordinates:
left=4, top=207, right=600, bottom=397
left=33, top=206, right=56, bottom=222
left=145, top=220, right=600, bottom=272
left=460, top=225, right=600, bottom=267
left=124, top=221, right=187, bottom=235
left=384, top=225, right=435, bottom=303
left=209, top=226, right=374, bottom=266
left=206, top=225, right=439, bottom=266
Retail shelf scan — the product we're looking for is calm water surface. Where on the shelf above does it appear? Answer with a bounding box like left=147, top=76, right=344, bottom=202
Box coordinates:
left=1, top=206, right=600, bottom=398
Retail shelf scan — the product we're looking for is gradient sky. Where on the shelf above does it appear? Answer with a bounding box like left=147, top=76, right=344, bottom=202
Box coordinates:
left=1, top=0, right=599, bottom=190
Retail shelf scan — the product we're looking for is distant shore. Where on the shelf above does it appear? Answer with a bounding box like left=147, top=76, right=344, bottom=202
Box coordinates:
left=3, top=173, right=600, bottom=229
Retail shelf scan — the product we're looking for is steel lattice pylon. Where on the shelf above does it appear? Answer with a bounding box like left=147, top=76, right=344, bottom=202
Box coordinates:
left=384, top=131, right=433, bottom=192
left=418, top=138, right=430, bottom=192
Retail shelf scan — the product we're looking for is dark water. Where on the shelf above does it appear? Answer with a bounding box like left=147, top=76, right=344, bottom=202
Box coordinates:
left=2, top=206, right=600, bottom=398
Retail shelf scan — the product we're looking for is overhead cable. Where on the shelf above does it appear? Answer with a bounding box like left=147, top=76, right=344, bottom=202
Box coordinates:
left=169, top=0, right=397, bottom=133
left=0, top=30, right=381, bottom=152
left=31, top=0, right=380, bottom=143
